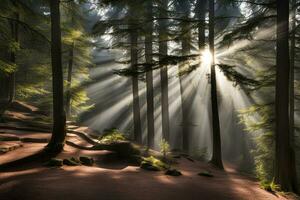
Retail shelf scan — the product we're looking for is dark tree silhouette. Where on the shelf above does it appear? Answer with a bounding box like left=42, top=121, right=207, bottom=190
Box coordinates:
left=145, top=0, right=155, bottom=148
left=159, top=0, right=170, bottom=141
left=274, top=0, right=297, bottom=192
left=129, top=4, right=142, bottom=143
left=209, top=0, right=224, bottom=169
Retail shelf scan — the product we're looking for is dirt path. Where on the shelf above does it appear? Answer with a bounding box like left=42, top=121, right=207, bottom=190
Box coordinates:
left=0, top=128, right=291, bottom=200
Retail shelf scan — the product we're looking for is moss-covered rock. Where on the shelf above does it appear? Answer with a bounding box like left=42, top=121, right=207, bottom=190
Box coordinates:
left=70, top=157, right=81, bottom=163
left=98, top=128, right=127, bottom=144
left=93, top=141, right=140, bottom=158
left=44, top=158, right=63, bottom=167
left=63, top=158, right=81, bottom=166
left=128, top=155, right=142, bottom=165
left=165, top=169, right=182, bottom=176
left=140, top=156, right=169, bottom=171
left=79, top=156, right=94, bottom=166
left=198, top=171, right=214, bottom=177
left=141, top=161, right=161, bottom=171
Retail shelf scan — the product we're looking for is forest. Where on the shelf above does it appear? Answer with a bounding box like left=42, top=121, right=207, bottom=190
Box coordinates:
left=0, top=0, right=299, bottom=199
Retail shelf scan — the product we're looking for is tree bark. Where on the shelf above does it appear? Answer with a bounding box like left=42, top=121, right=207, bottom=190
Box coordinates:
left=196, top=0, right=207, bottom=51
left=289, top=0, right=298, bottom=192
left=8, top=12, right=19, bottom=103
left=159, top=0, right=170, bottom=142
left=274, top=0, right=295, bottom=192
left=178, top=1, right=192, bottom=152
left=66, top=42, right=74, bottom=119
left=209, top=0, right=223, bottom=169
left=47, top=0, right=67, bottom=153
left=145, top=0, right=154, bottom=148
left=129, top=9, right=142, bottom=143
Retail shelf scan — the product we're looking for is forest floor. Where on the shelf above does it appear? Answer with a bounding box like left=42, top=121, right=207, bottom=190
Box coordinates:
left=0, top=102, right=297, bottom=200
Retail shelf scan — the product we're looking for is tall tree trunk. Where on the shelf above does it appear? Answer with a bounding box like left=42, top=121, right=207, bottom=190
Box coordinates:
left=209, top=0, right=223, bottom=169
left=275, top=0, right=295, bottom=192
left=145, top=0, right=154, bottom=148
left=196, top=0, right=207, bottom=51
left=47, top=0, right=67, bottom=153
left=289, top=0, right=298, bottom=192
left=66, top=42, right=74, bottom=119
left=159, top=0, right=170, bottom=141
left=179, top=1, right=192, bottom=152
left=130, top=12, right=142, bottom=143
left=8, top=12, right=19, bottom=103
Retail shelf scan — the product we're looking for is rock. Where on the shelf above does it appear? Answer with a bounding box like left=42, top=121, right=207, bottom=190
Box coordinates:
left=140, top=156, right=169, bottom=171
left=63, top=158, right=80, bottom=166
left=44, top=158, right=63, bottom=167
left=93, top=141, right=140, bottom=158
left=70, top=157, right=81, bottom=163
left=0, top=143, right=23, bottom=154
left=103, top=151, right=121, bottom=163
left=198, top=171, right=214, bottom=177
left=0, top=148, right=9, bottom=154
left=79, top=156, right=94, bottom=166
left=128, top=155, right=142, bottom=165
left=165, top=169, right=182, bottom=176
left=140, top=161, right=161, bottom=171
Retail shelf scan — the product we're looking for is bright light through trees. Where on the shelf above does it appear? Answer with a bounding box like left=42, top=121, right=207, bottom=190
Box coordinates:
left=201, top=49, right=213, bottom=66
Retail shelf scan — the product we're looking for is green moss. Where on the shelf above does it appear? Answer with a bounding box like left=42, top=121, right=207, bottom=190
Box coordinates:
left=98, top=128, right=127, bottom=144
left=140, top=156, right=169, bottom=171
left=260, top=179, right=279, bottom=192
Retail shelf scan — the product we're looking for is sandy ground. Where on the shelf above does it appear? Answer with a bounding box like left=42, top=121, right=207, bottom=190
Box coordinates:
left=0, top=128, right=292, bottom=200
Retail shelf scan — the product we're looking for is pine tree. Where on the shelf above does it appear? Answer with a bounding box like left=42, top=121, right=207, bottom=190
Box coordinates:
left=61, top=1, right=92, bottom=119
left=145, top=0, right=155, bottom=148
left=209, top=0, right=224, bottom=169
left=175, top=0, right=196, bottom=152
left=159, top=0, right=170, bottom=142
left=289, top=0, right=298, bottom=192
left=195, top=0, right=207, bottom=52
left=274, top=0, right=296, bottom=192
left=47, top=0, right=67, bottom=153
left=129, top=3, right=142, bottom=143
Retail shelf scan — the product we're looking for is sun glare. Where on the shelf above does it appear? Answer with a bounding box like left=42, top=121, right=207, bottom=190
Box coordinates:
left=201, top=49, right=213, bottom=65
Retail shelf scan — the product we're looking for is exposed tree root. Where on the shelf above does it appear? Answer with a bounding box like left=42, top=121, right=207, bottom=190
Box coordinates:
left=67, top=130, right=98, bottom=145
left=66, top=140, right=94, bottom=150
left=0, top=146, right=62, bottom=171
